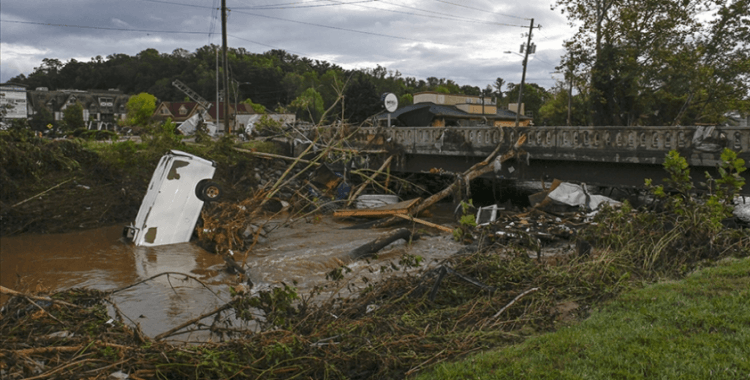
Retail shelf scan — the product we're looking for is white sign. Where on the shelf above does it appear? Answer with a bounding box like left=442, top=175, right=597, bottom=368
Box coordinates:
left=382, top=93, right=398, bottom=113
left=0, top=86, right=27, bottom=119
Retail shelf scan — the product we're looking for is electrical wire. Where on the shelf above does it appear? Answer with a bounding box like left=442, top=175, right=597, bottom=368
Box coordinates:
left=428, top=0, right=529, bottom=20
left=1, top=19, right=210, bottom=35
left=134, top=0, right=215, bottom=9
left=231, top=10, right=424, bottom=42
left=233, top=0, right=376, bottom=10
left=318, top=0, right=527, bottom=28
left=208, top=0, right=220, bottom=42
left=232, top=0, right=333, bottom=8
left=375, top=0, right=527, bottom=27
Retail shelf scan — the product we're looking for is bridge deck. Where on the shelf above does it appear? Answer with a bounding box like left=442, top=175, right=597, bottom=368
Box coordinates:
left=354, top=125, right=750, bottom=193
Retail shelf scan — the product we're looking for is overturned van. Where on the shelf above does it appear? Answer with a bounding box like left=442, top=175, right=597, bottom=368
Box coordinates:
left=123, top=150, right=222, bottom=247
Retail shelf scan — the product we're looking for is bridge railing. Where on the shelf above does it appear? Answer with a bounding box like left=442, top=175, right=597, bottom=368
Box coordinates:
left=356, top=125, right=750, bottom=167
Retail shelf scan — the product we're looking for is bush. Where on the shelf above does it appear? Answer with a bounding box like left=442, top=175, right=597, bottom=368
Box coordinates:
left=581, top=149, right=748, bottom=276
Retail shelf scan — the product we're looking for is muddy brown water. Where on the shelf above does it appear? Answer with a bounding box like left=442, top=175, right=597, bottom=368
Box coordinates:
left=1, top=211, right=461, bottom=340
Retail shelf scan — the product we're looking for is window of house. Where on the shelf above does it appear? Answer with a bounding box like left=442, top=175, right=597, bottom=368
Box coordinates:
left=160, top=107, right=170, bottom=115
left=179, top=105, right=187, bottom=115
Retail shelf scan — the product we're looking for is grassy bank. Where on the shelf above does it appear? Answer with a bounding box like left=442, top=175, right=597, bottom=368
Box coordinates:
left=418, top=256, right=750, bottom=380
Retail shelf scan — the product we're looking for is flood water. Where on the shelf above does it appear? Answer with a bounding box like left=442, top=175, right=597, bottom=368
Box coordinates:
left=1, top=212, right=461, bottom=340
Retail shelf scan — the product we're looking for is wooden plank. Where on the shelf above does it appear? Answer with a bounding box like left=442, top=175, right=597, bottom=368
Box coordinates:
left=333, top=198, right=421, bottom=217
left=393, top=213, right=454, bottom=233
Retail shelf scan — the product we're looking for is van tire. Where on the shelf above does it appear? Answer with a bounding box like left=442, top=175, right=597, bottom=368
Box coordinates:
left=196, top=180, right=223, bottom=202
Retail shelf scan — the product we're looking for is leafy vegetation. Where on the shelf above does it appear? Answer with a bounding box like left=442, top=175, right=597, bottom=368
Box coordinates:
left=122, top=92, right=157, bottom=126
left=553, top=0, right=750, bottom=126
left=61, top=101, right=85, bottom=132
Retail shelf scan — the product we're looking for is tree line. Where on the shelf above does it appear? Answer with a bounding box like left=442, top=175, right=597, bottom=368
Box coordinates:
left=10, top=47, right=518, bottom=125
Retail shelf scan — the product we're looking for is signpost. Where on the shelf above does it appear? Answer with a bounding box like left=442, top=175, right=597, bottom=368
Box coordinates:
left=382, top=93, right=398, bottom=127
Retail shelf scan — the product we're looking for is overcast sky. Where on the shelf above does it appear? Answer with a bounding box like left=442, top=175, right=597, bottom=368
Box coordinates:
left=1, top=0, right=574, bottom=92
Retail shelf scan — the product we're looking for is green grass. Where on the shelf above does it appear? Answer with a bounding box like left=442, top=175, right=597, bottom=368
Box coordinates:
left=417, top=257, right=750, bottom=380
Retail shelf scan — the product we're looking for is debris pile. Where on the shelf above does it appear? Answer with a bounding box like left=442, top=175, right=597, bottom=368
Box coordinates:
left=481, top=208, right=585, bottom=251
left=0, top=239, right=635, bottom=380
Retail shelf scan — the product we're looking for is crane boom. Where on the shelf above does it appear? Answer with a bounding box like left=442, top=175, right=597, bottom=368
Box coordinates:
left=172, top=79, right=212, bottom=109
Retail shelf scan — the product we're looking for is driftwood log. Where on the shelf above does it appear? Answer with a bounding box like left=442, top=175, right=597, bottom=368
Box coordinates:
left=347, top=228, right=419, bottom=260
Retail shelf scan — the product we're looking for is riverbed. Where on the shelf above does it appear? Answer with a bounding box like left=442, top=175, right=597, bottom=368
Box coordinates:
left=1, top=213, right=462, bottom=340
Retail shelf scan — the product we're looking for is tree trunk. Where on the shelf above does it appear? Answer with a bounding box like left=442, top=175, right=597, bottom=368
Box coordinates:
left=347, top=228, right=418, bottom=260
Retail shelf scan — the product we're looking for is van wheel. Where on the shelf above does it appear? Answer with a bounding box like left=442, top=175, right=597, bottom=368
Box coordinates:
left=196, top=180, right=223, bottom=202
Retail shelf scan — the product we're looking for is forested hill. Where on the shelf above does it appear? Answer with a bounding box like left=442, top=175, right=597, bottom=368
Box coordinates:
left=8, top=46, right=501, bottom=123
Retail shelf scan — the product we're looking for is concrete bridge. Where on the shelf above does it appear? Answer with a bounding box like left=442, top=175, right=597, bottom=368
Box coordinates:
left=353, top=125, right=750, bottom=194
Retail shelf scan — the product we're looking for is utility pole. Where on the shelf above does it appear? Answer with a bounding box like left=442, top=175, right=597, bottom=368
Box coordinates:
left=514, top=18, right=535, bottom=128
left=216, top=47, right=219, bottom=126
left=221, top=0, right=230, bottom=134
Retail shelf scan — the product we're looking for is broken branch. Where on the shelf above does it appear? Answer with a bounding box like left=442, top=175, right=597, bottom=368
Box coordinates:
left=393, top=214, right=453, bottom=233
left=484, top=287, right=540, bottom=328
left=0, top=286, right=78, bottom=308
left=154, top=303, right=233, bottom=341
left=12, top=177, right=76, bottom=208
left=233, top=148, right=319, bottom=166
left=346, top=155, right=394, bottom=207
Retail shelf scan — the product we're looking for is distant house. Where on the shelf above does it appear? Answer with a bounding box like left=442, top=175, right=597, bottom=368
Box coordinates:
left=26, top=88, right=130, bottom=130
left=152, top=101, right=256, bottom=131
left=377, top=91, right=531, bottom=127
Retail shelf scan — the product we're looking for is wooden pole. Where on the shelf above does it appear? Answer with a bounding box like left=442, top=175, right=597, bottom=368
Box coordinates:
left=222, top=0, right=230, bottom=134
left=514, top=18, right=534, bottom=128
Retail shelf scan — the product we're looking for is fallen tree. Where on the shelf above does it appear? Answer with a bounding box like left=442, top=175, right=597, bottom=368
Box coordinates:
left=370, top=134, right=528, bottom=229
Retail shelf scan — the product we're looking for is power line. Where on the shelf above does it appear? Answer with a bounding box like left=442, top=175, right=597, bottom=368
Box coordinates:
left=1, top=19, right=210, bottom=35
left=376, top=0, right=526, bottom=27
left=233, top=0, right=376, bottom=10
left=231, top=10, right=425, bottom=42
left=232, top=0, right=332, bottom=8
left=134, top=0, right=215, bottom=9
left=208, top=0, right=221, bottom=42
left=321, top=0, right=527, bottom=28
left=428, top=0, right=529, bottom=20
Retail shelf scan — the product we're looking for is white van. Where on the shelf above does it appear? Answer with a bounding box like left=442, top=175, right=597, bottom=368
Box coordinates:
left=123, top=150, right=222, bottom=247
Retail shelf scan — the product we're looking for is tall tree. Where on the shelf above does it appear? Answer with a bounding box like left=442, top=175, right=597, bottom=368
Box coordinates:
left=62, top=102, right=85, bottom=132
left=291, top=87, right=325, bottom=124
left=123, top=92, right=157, bottom=126
left=492, top=77, right=505, bottom=102
left=554, top=0, right=750, bottom=126
left=505, top=83, right=551, bottom=120
left=342, top=73, right=380, bottom=124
